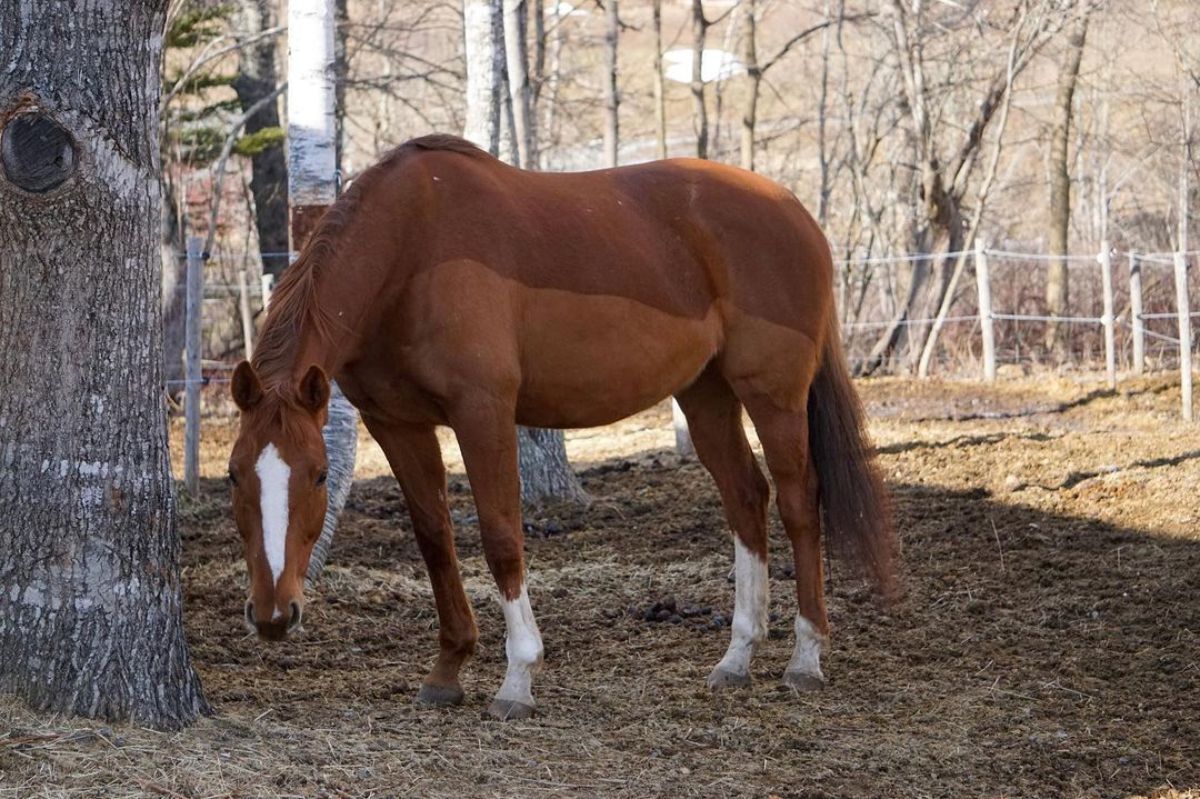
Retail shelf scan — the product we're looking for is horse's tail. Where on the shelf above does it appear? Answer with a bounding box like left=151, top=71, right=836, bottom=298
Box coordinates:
left=807, top=312, right=897, bottom=599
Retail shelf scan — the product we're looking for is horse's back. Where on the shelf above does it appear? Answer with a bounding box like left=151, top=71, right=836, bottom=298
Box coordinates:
left=387, top=145, right=832, bottom=426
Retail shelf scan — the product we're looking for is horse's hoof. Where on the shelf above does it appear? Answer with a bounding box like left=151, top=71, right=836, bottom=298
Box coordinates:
left=416, top=682, right=464, bottom=707
left=707, top=668, right=751, bottom=690
left=485, top=698, right=536, bottom=721
left=781, top=670, right=825, bottom=692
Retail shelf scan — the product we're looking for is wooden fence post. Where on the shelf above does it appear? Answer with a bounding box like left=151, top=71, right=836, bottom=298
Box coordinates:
left=238, top=267, right=254, bottom=360
left=184, top=237, right=203, bottom=496
left=1129, top=251, right=1144, bottom=375
left=1175, top=251, right=1193, bottom=422
left=1099, top=241, right=1116, bottom=389
left=975, top=238, right=996, bottom=382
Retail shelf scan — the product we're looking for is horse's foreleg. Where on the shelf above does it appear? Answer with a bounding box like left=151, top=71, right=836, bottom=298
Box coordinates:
left=675, top=370, right=772, bottom=689
left=450, top=400, right=543, bottom=721
left=365, top=420, right=478, bottom=706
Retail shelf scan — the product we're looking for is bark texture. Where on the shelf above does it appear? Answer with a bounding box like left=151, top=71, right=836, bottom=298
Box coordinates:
left=0, top=0, right=208, bottom=729
left=517, top=428, right=588, bottom=505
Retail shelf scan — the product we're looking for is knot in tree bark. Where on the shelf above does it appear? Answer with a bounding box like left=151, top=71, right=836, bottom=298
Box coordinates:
left=1, top=113, right=76, bottom=193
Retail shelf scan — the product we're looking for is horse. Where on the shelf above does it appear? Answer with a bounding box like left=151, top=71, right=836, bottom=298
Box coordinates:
left=227, top=134, right=894, bottom=720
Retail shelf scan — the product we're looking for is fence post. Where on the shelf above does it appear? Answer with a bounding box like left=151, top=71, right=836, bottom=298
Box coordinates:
left=184, top=237, right=204, bottom=496
left=1129, top=251, right=1144, bottom=375
left=1175, top=251, right=1193, bottom=422
left=1099, top=241, right=1116, bottom=389
left=975, top=238, right=996, bottom=382
left=238, top=267, right=254, bottom=360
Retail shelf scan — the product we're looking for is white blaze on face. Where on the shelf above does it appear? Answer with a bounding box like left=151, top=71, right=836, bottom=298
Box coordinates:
left=255, top=443, right=291, bottom=586
left=714, top=537, right=769, bottom=677
left=495, top=584, right=544, bottom=707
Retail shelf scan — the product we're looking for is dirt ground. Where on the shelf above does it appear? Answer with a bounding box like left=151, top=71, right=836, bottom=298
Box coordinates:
left=2, top=374, right=1199, bottom=798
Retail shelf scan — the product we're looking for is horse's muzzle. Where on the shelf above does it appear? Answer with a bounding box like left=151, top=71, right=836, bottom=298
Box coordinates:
left=246, top=599, right=303, bottom=641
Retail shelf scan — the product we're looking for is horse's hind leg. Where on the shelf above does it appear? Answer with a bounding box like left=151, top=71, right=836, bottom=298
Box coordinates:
left=364, top=419, right=478, bottom=706
left=738, top=392, right=828, bottom=691
left=674, top=369, right=771, bottom=689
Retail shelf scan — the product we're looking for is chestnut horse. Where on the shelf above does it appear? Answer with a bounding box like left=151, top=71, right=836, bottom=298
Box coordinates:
left=228, top=134, right=893, bottom=720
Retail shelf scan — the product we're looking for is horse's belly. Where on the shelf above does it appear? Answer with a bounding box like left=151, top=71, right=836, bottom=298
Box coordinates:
left=514, top=291, right=720, bottom=428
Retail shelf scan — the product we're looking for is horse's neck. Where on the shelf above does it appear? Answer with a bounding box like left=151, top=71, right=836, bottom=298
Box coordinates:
left=257, top=279, right=353, bottom=391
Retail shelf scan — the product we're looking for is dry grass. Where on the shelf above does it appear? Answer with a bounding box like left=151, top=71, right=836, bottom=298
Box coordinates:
left=4, top=374, right=1200, bottom=798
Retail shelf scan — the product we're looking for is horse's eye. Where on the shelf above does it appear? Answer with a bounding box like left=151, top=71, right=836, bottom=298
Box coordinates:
left=228, top=469, right=238, bottom=487
left=316, top=470, right=328, bottom=487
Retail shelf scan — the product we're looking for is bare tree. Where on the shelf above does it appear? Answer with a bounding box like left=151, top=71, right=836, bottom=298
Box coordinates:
left=691, top=0, right=709, bottom=158
left=739, top=2, right=842, bottom=172
left=504, top=0, right=535, bottom=167
left=653, top=0, right=668, bottom=160
left=0, top=0, right=208, bottom=729
left=603, top=0, right=620, bottom=167
left=1045, top=8, right=1092, bottom=357
left=860, top=0, right=1065, bottom=374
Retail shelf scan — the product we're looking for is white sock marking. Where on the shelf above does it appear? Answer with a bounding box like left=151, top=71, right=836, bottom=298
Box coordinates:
left=255, top=443, right=291, bottom=585
left=786, top=613, right=826, bottom=680
left=496, top=584, right=543, bottom=706
left=715, top=538, right=768, bottom=677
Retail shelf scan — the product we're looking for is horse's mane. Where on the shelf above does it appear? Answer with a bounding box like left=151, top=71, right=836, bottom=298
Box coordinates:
left=251, top=135, right=490, bottom=394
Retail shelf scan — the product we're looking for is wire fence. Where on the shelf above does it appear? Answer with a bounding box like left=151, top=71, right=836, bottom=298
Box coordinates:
left=174, top=240, right=1199, bottom=431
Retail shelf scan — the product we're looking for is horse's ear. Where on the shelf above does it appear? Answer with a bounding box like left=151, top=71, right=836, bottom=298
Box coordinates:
left=231, top=361, right=263, bottom=412
left=297, top=365, right=330, bottom=414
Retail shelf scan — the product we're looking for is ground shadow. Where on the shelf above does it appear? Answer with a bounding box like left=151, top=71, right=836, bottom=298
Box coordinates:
left=175, top=444, right=1200, bottom=799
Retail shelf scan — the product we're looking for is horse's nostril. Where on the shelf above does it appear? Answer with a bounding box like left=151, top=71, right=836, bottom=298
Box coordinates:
left=287, top=601, right=303, bottom=632
left=244, top=600, right=256, bottom=627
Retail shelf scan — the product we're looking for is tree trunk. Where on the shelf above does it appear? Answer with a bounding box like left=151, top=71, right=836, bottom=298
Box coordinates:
left=0, top=0, right=208, bottom=729
left=652, top=0, right=667, bottom=160
left=502, top=0, right=534, bottom=168
left=335, top=0, right=351, bottom=179
left=232, top=0, right=290, bottom=279
left=603, top=0, right=619, bottom=167
left=463, top=0, right=586, bottom=504
left=288, top=0, right=359, bottom=583
left=518, top=428, right=588, bottom=504
left=161, top=175, right=187, bottom=398
left=691, top=0, right=708, bottom=159
left=1045, top=11, right=1089, bottom=357
left=464, top=0, right=505, bottom=155
left=738, top=0, right=759, bottom=171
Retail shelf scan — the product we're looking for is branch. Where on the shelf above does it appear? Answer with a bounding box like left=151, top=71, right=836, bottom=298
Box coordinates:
left=202, top=83, right=288, bottom=259
left=761, top=13, right=874, bottom=75
left=161, top=25, right=286, bottom=113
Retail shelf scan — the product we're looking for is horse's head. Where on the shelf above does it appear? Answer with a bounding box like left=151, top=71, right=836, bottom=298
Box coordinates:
left=228, top=361, right=331, bottom=641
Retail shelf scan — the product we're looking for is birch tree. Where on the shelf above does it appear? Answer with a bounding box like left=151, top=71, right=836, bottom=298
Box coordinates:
left=287, top=0, right=360, bottom=582
left=0, top=0, right=208, bottom=729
